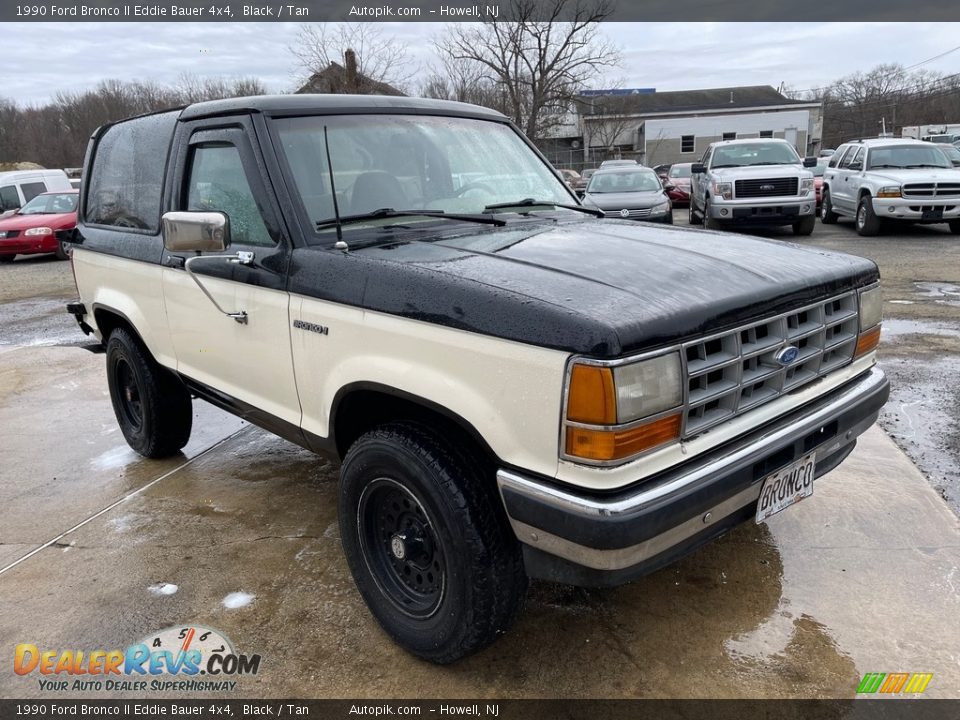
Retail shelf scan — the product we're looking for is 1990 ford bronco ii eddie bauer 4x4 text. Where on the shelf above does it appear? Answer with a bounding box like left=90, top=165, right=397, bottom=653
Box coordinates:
left=67, top=95, right=889, bottom=663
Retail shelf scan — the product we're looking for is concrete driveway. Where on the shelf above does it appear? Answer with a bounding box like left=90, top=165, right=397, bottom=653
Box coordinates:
left=1, top=253, right=958, bottom=700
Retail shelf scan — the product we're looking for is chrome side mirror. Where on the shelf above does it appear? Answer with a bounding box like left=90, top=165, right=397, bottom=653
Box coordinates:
left=161, top=211, right=230, bottom=253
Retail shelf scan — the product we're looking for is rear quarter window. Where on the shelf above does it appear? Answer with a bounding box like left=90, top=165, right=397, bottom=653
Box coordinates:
left=21, top=182, right=47, bottom=202
left=84, top=111, right=178, bottom=232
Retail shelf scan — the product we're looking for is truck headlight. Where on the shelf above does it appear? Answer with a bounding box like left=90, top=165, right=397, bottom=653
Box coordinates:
left=713, top=182, right=733, bottom=201
left=24, top=227, right=54, bottom=237
left=564, top=353, right=683, bottom=463
left=855, top=285, right=882, bottom=358
left=876, top=186, right=901, bottom=199
left=800, top=178, right=814, bottom=194
left=650, top=201, right=671, bottom=215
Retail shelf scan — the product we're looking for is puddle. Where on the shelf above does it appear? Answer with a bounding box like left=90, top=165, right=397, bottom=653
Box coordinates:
left=914, top=282, right=960, bottom=308
left=0, top=296, right=83, bottom=348
left=91, top=446, right=139, bottom=472
left=882, top=318, right=960, bottom=339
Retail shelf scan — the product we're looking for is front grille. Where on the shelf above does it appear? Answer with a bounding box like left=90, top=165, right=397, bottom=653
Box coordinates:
left=603, top=208, right=652, bottom=218
left=902, top=182, right=960, bottom=199
left=735, top=178, right=799, bottom=198
left=681, top=292, right=859, bottom=437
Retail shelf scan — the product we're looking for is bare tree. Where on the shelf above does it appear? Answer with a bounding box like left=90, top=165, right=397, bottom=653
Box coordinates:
left=581, top=90, right=640, bottom=155
left=290, top=24, right=415, bottom=93
left=434, top=0, right=619, bottom=139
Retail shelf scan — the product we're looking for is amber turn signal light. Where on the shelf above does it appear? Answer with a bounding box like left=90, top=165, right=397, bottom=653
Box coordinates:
left=565, top=413, right=682, bottom=462
left=854, top=324, right=881, bottom=358
left=567, top=364, right=617, bottom=424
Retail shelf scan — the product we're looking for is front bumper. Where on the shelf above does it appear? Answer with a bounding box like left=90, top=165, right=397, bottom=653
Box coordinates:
left=497, top=366, right=889, bottom=587
left=709, top=196, right=816, bottom=224
left=872, top=197, right=960, bottom=222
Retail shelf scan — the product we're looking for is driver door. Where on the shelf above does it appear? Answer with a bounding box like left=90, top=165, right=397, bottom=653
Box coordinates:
left=161, top=119, right=301, bottom=428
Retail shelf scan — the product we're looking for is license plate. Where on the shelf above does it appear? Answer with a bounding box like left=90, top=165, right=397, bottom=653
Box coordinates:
left=921, top=208, right=943, bottom=221
left=755, top=453, right=815, bottom=523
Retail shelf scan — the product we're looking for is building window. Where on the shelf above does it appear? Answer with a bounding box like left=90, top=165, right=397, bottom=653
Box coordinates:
left=759, top=130, right=774, bottom=138
left=681, top=135, right=695, bottom=153
left=722, top=132, right=737, bottom=141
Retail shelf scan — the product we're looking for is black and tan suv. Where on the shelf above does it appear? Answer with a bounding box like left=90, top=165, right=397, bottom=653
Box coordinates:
left=67, top=95, right=889, bottom=663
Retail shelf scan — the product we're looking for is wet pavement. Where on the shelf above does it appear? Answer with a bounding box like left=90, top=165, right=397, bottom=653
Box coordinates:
left=1, top=234, right=959, bottom=699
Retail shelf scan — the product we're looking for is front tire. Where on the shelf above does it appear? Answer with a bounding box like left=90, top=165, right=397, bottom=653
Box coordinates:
left=688, top=201, right=701, bottom=225
left=339, top=422, right=527, bottom=664
left=949, top=219, right=960, bottom=235
left=0, top=255, right=14, bottom=263
left=856, top=195, right=882, bottom=236
left=792, top=215, right=816, bottom=236
left=105, top=327, right=193, bottom=458
left=821, top=189, right=839, bottom=224
left=54, top=240, right=69, bottom=260
left=702, top=199, right=723, bottom=230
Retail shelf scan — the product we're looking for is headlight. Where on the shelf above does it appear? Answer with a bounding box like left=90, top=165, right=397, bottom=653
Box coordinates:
left=800, top=178, right=814, bottom=194
left=24, top=227, right=54, bottom=237
left=564, top=353, right=683, bottom=463
left=650, top=201, right=671, bottom=215
left=855, top=285, right=882, bottom=358
left=713, top=182, right=733, bottom=200
left=876, top=186, right=901, bottom=198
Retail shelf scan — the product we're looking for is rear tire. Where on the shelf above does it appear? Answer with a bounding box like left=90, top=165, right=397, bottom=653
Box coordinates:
left=856, top=195, right=882, bottom=236
left=688, top=202, right=700, bottom=225
left=338, top=422, right=527, bottom=664
left=105, top=327, right=192, bottom=458
left=820, top=189, right=839, bottom=224
left=792, top=215, right=816, bottom=236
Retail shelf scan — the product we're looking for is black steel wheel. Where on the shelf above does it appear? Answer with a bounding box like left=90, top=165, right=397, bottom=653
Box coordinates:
left=358, top=478, right=446, bottom=618
left=106, top=327, right=193, bottom=458
left=339, top=422, right=527, bottom=664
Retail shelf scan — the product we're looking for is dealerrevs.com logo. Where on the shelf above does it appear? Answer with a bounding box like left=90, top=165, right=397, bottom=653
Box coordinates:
left=14, top=625, right=261, bottom=693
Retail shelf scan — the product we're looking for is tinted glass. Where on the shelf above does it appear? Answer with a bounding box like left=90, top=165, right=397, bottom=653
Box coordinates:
left=0, top=185, right=18, bottom=210
left=21, top=182, right=47, bottom=202
left=186, top=144, right=273, bottom=247
left=275, top=114, right=570, bottom=229
left=867, top=144, right=952, bottom=170
left=711, top=142, right=801, bottom=168
left=18, top=193, right=78, bottom=215
left=587, top=170, right=661, bottom=193
left=86, top=111, right=177, bottom=231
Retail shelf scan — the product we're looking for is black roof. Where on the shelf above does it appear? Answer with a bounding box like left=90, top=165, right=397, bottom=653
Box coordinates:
left=179, top=94, right=507, bottom=121
left=581, top=85, right=815, bottom=115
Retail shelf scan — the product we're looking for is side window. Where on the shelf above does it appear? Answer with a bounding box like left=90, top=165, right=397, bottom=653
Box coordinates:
left=839, top=146, right=859, bottom=169
left=186, top=144, right=274, bottom=247
left=847, top=147, right=865, bottom=169
left=21, top=182, right=47, bottom=203
left=700, top=148, right=712, bottom=166
left=0, top=185, right=19, bottom=210
left=828, top=146, right=847, bottom=168
left=86, top=111, right=177, bottom=232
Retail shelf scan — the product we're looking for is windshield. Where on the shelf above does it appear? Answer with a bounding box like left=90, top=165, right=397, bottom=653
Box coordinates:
left=668, top=164, right=692, bottom=178
left=273, top=114, right=572, bottom=234
left=711, top=142, right=801, bottom=168
left=587, top=170, right=661, bottom=193
left=18, top=193, right=78, bottom=215
left=867, top=145, right=952, bottom=169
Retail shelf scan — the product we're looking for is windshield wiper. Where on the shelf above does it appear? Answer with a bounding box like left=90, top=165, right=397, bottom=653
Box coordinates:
left=904, top=164, right=947, bottom=169
left=868, top=164, right=905, bottom=169
left=482, top=198, right=603, bottom=217
left=711, top=164, right=740, bottom=168
left=315, top=208, right=505, bottom=230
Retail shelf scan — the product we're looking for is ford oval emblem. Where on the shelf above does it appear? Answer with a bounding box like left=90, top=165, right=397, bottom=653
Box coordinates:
left=620, top=208, right=630, bottom=218
left=774, top=345, right=801, bottom=366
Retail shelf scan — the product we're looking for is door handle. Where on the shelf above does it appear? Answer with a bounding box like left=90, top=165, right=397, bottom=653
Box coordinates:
left=183, top=252, right=255, bottom=324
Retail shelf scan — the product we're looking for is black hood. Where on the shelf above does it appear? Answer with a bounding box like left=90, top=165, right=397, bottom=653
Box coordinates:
left=289, top=218, right=878, bottom=358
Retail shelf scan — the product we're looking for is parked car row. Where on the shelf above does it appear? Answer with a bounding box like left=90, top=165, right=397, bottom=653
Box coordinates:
left=0, top=189, right=78, bottom=262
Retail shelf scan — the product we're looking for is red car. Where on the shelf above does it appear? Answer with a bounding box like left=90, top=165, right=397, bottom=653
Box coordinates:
left=812, top=160, right=828, bottom=213
left=0, top=190, right=78, bottom=262
left=664, top=162, right=692, bottom=206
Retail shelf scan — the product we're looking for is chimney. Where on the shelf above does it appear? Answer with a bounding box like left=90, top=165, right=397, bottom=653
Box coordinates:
left=344, top=49, right=358, bottom=92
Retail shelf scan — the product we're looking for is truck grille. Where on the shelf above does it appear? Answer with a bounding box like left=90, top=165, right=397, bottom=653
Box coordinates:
left=682, top=292, right=859, bottom=437
left=735, top=178, right=799, bottom=198
left=603, top=208, right=652, bottom=218
left=901, top=182, right=960, bottom=199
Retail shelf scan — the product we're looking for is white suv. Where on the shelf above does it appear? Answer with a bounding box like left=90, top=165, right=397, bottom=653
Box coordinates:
left=821, top=138, right=960, bottom=236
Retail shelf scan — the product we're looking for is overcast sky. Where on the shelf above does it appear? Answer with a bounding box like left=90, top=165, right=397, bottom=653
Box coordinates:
left=2, top=22, right=959, bottom=105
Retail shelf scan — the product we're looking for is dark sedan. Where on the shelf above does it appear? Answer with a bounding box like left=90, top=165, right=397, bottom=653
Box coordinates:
left=582, top=166, right=673, bottom=223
